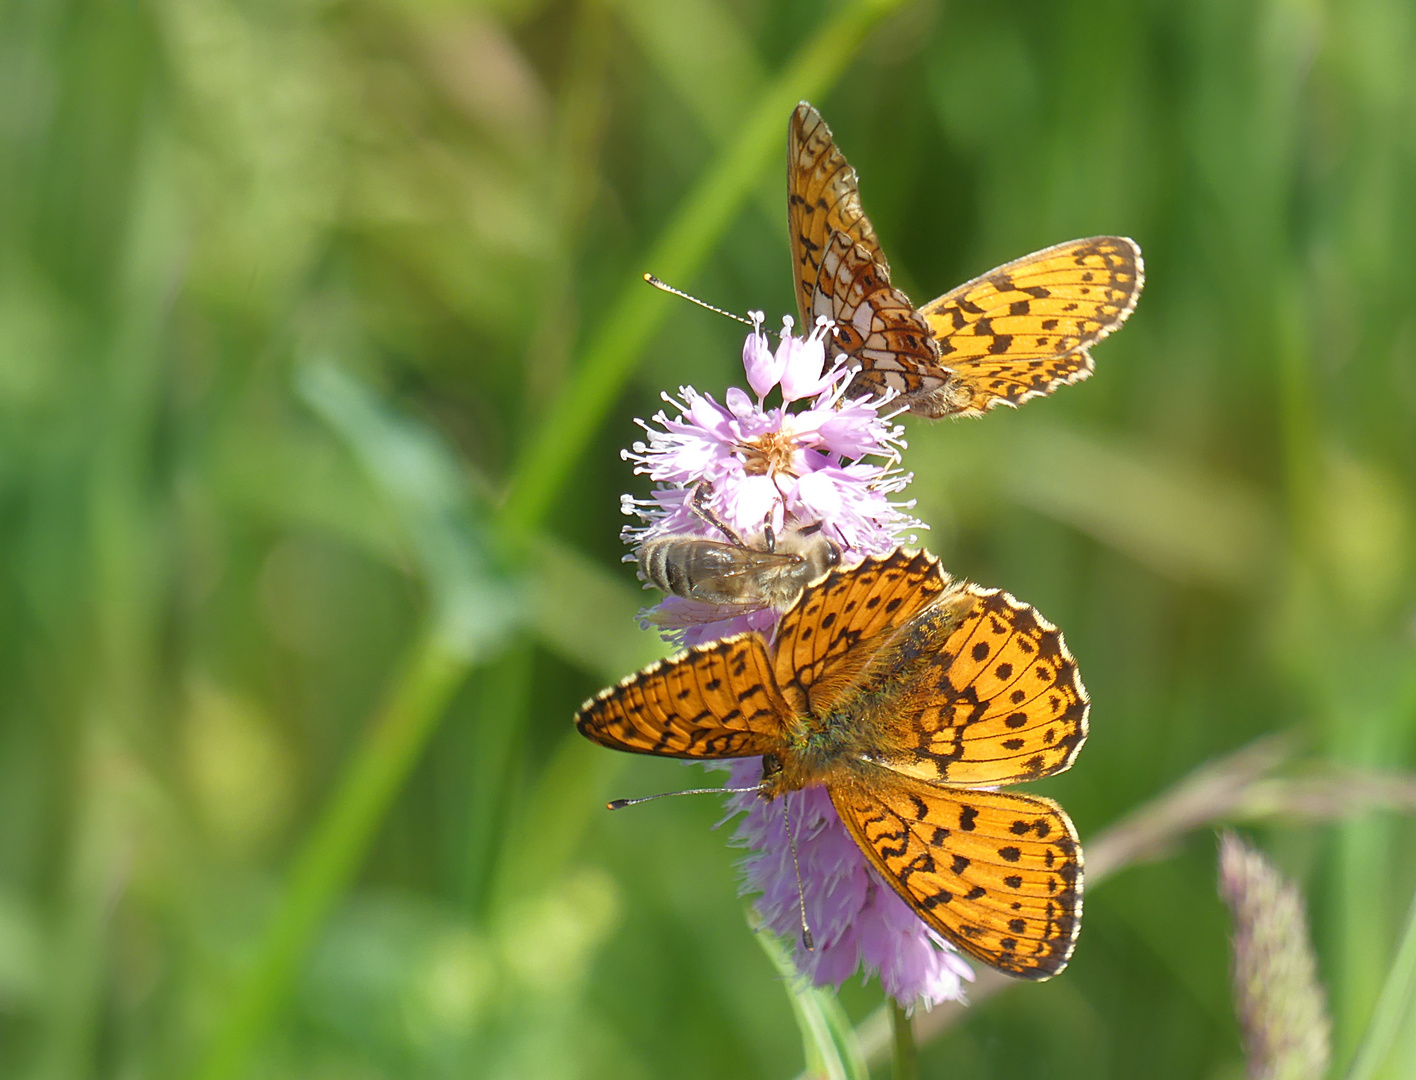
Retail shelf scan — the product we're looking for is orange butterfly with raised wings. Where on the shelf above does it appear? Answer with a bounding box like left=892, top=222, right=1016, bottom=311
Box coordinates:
left=788, top=102, right=1144, bottom=418
left=575, top=549, right=1088, bottom=979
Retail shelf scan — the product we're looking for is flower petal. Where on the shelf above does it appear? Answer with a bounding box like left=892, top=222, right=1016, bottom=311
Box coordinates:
left=778, top=332, right=830, bottom=402
left=724, top=386, right=756, bottom=419
left=794, top=469, right=844, bottom=521
left=743, top=326, right=784, bottom=397
left=727, top=475, right=781, bottom=536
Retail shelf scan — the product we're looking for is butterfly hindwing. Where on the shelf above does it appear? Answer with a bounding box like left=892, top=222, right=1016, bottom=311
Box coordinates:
left=869, top=583, right=1088, bottom=786
left=831, top=771, right=1082, bottom=979
left=913, top=236, right=1144, bottom=417
left=575, top=635, right=791, bottom=758
left=811, top=232, right=949, bottom=402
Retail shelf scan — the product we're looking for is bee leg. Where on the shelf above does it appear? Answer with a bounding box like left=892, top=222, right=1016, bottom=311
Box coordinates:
left=690, top=482, right=750, bottom=548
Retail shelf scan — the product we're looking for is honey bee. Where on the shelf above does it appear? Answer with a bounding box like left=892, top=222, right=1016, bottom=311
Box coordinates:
left=637, top=524, right=841, bottom=611
left=636, top=489, right=842, bottom=612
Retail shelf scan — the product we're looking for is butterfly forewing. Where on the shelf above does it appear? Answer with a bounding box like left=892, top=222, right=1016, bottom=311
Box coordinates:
left=575, top=635, right=791, bottom=758
left=772, top=549, right=947, bottom=716
left=872, top=585, right=1088, bottom=786
left=914, top=237, right=1144, bottom=417
left=831, top=773, right=1082, bottom=979
left=787, top=103, right=886, bottom=331
left=811, top=233, right=949, bottom=403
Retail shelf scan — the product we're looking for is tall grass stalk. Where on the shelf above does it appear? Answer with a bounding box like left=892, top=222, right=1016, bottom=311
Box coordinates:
left=196, top=628, right=470, bottom=1080
left=1344, top=885, right=1416, bottom=1080
left=38, top=139, right=183, bottom=1079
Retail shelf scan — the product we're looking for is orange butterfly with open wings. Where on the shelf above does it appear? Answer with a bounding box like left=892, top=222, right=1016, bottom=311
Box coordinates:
left=575, top=549, right=1088, bottom=979
left=788, top=103, right=1143, bottom=418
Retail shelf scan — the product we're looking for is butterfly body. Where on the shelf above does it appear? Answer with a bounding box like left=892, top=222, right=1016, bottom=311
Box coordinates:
left=788, top=103, right=1143, bottom=417
left=576, top=549, right=1087, bottom=978
left=768, top=699, right=892, bottom=791
left=772, top=596, right=965, bottom=783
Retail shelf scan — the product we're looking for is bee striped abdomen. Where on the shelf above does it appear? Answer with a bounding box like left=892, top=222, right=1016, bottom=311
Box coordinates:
left=639, top=538, right=737, bottom=601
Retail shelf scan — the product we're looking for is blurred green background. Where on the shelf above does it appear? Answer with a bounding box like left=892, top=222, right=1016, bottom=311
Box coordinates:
left=1, top=0, right=1414, bottom=1077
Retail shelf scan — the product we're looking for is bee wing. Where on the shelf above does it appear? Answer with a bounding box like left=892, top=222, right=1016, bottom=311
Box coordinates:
left=646, top=540, right=804, bottom=607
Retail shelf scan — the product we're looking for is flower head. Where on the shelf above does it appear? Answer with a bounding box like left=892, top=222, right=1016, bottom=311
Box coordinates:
left=623, top=317, right=921, bottom=644
left=620, top=316, right=969, bottom=1009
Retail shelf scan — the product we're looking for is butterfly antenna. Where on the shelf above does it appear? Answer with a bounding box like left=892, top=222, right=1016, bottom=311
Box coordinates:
left=607, top=785, right=760, bottom=811
left=643, top=274, right=756, bottom=328
left=783, top=799, right=815, bottom=951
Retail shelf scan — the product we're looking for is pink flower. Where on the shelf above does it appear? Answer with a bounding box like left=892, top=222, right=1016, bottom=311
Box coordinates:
left=621, top=318, right=970, bottom=1009
left=622, top=317, right=920, bottom=640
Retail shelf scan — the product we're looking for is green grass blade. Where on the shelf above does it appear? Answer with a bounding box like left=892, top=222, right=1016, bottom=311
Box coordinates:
left=196, top=365, right=522, bottom=1080
left=526, top=533, right=665, bottom=677
left=501, top=0, right=907, bottom=536
left=195, top=628, right=470, bottom=1080
left=297, top=361, right=521, bottom=658
left=753, top=919, right=868, bottom=1080
left=1344, top=885, right=1416, bottom=1080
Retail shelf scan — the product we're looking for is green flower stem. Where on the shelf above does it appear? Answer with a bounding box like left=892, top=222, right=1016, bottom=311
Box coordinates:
left=890, top=999, right=918, bottom=1080
left=500, top=0, right=907, bottom=537
left=1344, top=884, right=1416, bottom=1080
left=195, top=627, right=471, bottom=1080
left=752, top=915, right=868, bottom=1080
